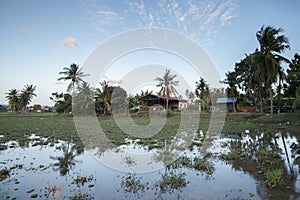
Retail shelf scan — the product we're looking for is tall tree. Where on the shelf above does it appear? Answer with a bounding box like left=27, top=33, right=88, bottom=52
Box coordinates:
left=155, top=69, right=179, bottom=110
left=19, top=84, right=37, bottom=112
left=185, top=89, right=195, bottom=103
left=50, top=92, right=72, bottom=114
left=293, top=86, right=300, bottom=110
left=254, top=25, right=290, bottom=114
left=223, top=72, right=238, bottom=112
left=285, top=53, right=300, bottom=97
left=57, top=63, right=89, bottom=95
left=235, top=52, right=268, bottom=113
left=95, top=81, right=113, bottom=115
left=73, top=82, right=95, bottom=115
left=5, top=89, right=19, bottom=112
left=195, top=77, right=210, bottom=112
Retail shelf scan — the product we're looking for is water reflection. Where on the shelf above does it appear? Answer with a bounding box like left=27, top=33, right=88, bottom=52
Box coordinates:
left=119, top=173, right=148, bottom=198
left=50, top=142, right=83, bottom=176
left=154, top=169, right=188, bottom=200
left=1, top=131, right=300, bottom=199
left=219, top=132, right=300, bottom=199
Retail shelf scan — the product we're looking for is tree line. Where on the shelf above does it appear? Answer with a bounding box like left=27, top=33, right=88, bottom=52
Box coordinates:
left=5, top=25, right=300, bottom=114
left=222, top=25, right=300, bottom=114
left=5, top=85, right=36, bottom=112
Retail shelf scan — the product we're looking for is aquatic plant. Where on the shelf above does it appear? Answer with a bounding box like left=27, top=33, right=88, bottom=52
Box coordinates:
left=265, top=169, right=283, bottom=188
left=120, top=173, right=147, bottom=198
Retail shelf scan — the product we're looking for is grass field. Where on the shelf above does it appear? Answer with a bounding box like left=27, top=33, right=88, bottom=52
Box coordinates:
left=0, top=112, right=299, bottom=147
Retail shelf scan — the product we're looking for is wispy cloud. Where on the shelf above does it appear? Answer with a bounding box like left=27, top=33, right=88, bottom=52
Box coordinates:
left=81, top=0, right=239, bottom=44
left=60, top=37, right=77, bottom=48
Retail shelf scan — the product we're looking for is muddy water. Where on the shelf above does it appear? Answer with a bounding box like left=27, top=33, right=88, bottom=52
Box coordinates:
left=0, top=132, right=300, bottom=199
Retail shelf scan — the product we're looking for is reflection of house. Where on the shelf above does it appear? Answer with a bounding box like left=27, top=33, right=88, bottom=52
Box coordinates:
left=216, top=98, right=238, bottom=112
left=140, top=94, right=188, bottom=110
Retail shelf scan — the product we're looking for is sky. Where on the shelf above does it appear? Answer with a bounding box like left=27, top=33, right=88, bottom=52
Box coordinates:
left=0, top=0, right=299, bottom=106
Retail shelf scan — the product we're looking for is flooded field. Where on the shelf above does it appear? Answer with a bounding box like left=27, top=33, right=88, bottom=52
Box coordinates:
left=0, top=113, right=300, bottom=199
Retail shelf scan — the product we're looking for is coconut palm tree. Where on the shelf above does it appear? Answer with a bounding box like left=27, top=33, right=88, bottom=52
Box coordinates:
left=20, top=84, right=37, bottom=112
left=57, top=63, right=89, bottom=95
left=5, top=89, right=19, bottom=112
left=95, top=80, right=112, bottom=115
left=73, top=82, right=95, bottom=115
left=223, top=72, right=238, bottom=112
left=155, top=69, right=179, bottom=110
left=254, top=25, right=290, bottom=114
left=195, top=77, right=210, bottom=112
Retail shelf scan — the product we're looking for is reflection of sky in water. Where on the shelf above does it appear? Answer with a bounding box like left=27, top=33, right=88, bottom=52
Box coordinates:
left=1, top=133, right=300, bottom=199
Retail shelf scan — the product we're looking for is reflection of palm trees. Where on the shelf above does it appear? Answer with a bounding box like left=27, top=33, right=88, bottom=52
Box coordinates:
left=154, top=169, right=188, bottom=200
left=50, top=142, right=82, bottom=176
left=222, top=132, right=298, bottom=199
left=154, top=141, right=178, bottom=167
left=119, top=173, right=146, bottom=198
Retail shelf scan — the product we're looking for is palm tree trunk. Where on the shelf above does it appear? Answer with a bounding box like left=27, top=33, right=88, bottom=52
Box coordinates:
left=72, top=81, right=75, bottom=97
left=277, top=82, right=282, bottom=115
left=199, top=100, right=202, bottom=112
left=233, top=102, right=237, bottom=112
left=166, top=98, right=169, bottom=111
left=258, top=85, right=263, bottom=113
left=269, top=88, right=273, bottom=114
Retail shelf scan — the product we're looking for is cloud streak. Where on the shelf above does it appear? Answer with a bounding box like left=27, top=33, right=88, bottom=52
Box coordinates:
left=60, top=37, right=78, bottom=48
left=82, top=0, right=238, bottom=44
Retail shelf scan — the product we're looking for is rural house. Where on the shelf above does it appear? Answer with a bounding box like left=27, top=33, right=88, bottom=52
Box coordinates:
left=140, top=94, right=188, bottom=111
left=216, top=97, right=238, bottom=112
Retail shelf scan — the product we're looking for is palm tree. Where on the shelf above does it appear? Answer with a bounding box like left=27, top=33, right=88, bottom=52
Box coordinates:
left=73, top=82, right=95, bottom=115
left=95, top=80, right=112, bottom=115
left=254, top=25, right=290, bottom=114
left=5, top=89, right=19, bottom=112
left=223, top=72, right=238, bottom=112
left=20, top=84, right=37, bottom=112
left=155, top=69, right=179, bottom=110
left=195, top=77, right=210, bottom=112
left=50, top=142, right=80, bottom=176
left=57, top=63, right=89, bottom=95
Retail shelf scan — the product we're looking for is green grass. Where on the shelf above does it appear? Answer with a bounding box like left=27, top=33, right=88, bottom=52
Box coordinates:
left=0, top=112, right=299, bottom=148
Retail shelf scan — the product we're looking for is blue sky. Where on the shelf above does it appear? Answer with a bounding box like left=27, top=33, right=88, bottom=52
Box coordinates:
left=1, top=0, right=299, bottom=106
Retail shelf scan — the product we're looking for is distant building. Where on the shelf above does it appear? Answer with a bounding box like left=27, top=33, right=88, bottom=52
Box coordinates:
left=140, top=94, right=188, bottom=111
left=216, top=97, right=238, bottom=112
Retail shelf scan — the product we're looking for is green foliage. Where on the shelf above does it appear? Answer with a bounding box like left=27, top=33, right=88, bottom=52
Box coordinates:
left=33, top=104, right=41, bottom=111
left=191, top=157, right=215, bottom=175
left=227, top=25, right=290, bottom=114
left=285, top=54, right=300, bottom=97
left=0, top=105, right=7, bottom=112
left=120, top=173, right=146, bottom=198
left=73, top=82, right=95, bottom=115
left=292, top=86, right=300, bottom=110
left=95, top=81, right=128, bottom=115
left=155, top=69, right=179, bottom=110
left=50, top=92, right=72, bottom=114
left=185, top=89, right=195, bottom=103
left=157, top=171, right=187, bottom=193
left=195, top=77, right=210, bottom=111
left=57, top=63, right=89, bottom=93
left=111, top=86, right=128, bottom=113
left=265, top=169, right=283, bottom=188
left=5, top=85, right=37, bottom=112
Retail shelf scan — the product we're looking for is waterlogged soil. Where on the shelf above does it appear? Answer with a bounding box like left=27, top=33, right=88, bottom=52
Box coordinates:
left=0, top=112, right=300, bottom=199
